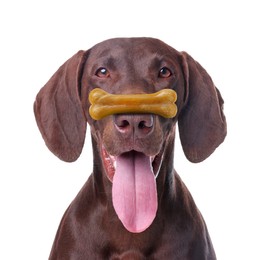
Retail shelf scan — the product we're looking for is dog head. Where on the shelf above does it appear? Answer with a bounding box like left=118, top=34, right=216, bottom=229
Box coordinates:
left=34, top=38, right=226, bottom=232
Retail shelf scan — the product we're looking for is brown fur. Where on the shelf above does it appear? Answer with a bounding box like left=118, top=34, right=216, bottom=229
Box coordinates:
left=34, top=38, right=226, bottom=259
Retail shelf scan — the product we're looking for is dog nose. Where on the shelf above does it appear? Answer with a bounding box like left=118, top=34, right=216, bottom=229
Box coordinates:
left=113, top=114, right=154, bottom=137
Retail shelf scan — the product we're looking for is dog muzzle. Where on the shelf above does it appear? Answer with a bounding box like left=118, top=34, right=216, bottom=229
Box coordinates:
left=88, top=88, right=177, bottom=120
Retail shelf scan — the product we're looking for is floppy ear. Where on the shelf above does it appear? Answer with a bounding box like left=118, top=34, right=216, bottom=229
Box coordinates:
left=34, top=50, right=89, bottom=162
left=178, top=52, right=227, bottom=163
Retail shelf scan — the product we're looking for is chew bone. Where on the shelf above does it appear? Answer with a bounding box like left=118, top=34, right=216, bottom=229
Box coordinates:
left=89, top=88, right=177, bottom=120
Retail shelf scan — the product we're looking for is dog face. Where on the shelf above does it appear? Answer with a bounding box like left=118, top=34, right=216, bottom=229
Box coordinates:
left=34, top=38, right=226, bottom=165
left=34, top=37, right=226, bottom=232
left=81, top=38, right=185, bottom=177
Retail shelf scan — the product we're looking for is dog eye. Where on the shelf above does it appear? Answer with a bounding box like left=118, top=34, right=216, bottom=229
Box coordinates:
left=95, top=67, right=110, bottom=78
left=158, top=67, right=172, bottom=78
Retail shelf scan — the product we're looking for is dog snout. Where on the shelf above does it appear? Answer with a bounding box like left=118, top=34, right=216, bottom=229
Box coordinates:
left=113, top=114, right=154, bottom=138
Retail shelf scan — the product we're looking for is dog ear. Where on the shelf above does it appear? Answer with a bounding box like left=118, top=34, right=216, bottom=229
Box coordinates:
left=178, top=52, right=227, bottom=163
left=34, top=50, right=89, bottom=162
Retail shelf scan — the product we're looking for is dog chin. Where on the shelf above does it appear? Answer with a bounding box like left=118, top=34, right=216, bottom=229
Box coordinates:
left=101, top=145, right=163, bottom=182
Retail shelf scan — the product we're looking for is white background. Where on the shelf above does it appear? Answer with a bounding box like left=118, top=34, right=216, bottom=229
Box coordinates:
left=1, top=0, right=267, bottom=259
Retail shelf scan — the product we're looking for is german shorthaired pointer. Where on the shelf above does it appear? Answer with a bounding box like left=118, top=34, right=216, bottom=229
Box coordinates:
left=34, top=38, right=226, bottom=259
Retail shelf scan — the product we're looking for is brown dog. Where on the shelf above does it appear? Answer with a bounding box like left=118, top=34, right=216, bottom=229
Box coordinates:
left=34, top=38, right=226, bottom=259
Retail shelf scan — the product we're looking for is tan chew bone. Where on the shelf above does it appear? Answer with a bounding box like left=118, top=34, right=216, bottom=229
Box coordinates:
left=88, top=88, right=177, bottom=120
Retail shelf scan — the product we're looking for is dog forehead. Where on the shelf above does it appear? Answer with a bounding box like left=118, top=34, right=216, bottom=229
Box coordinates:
left=89, top=37, right=175, bottom=59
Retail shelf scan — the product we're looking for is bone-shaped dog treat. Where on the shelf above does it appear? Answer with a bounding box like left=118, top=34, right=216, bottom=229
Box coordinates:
left=89, top=88, right=177, bottom=120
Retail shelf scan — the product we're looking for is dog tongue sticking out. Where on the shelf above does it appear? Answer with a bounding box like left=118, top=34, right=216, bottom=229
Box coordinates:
left=112, top=151, right=158, bottom=233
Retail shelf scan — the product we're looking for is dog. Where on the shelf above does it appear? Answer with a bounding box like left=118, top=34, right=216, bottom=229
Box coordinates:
left=34, top=37, right=226, bottom=259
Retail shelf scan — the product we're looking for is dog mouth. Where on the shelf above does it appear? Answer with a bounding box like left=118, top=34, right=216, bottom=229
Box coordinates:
left=101, top=147, right=163, bottom=182
left=101, top=146, right=163, bottom=233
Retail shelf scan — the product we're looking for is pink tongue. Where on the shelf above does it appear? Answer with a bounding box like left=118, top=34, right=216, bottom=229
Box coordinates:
left=112, top=151, right=157, bottom=233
